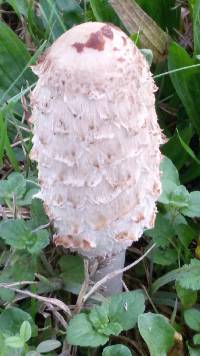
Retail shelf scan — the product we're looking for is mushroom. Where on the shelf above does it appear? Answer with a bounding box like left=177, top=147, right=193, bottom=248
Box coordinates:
left=30, top=22, right=163, bottom=296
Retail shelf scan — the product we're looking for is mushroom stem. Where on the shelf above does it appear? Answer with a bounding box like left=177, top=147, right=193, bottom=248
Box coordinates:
left=92, top=251, right=126, bottom=296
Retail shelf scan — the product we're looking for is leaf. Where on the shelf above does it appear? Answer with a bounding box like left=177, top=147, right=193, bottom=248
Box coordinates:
left=36, top=339, right=61, bottom=353
left=0, top=172, right=26, bottom=203
left=90, top=0, right=120, bottom=24
left=188, top=345, right=200, bottom=356
left=102, top=344, right=132, bottom=356
left=67, top=313, right=108, bottom=347
left=0, top=20, right=34, bottom=103
left=20, top=321, right=32, bottom=342
left=177, top=130, right=200, bottom=165
left=175, top=282, right=197, bottom=308
left=0, top=307, right=35, bottom=336
left=181, top=192, right=200, bottom=217
left=193, top=0, right=200, bottom=54
left=138, top=313, right=175, bottom=356
left=0, top=219, right=49, bottom=253
left=193, top=334, right=200, bottom=345
left=158, top=156, right=180, bottom=205
left=145, top=213, right=175, bottom=247
left=59, top=255, right=84, bottom=294
left=140, top=48, right=153, bottom=66
left=110, top=0, right=170, bottom=63
left=175, top=223, right=196, bottom=248
left=152, top=259, right=200, bottom=293
left=151, top=247, right=177, bottom=266
left=30, top=198, right=49, bottom=227
left=107, top=290, right=145, bottom=331
left=168, top=42, right=200, bottom=136
left=184, top=309, right=200, bottom=332
left=5, top=335, right=24, bottom=349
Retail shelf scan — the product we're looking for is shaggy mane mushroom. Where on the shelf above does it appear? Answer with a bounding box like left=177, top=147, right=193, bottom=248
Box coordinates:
left=30, top=22, right=163, bottom=295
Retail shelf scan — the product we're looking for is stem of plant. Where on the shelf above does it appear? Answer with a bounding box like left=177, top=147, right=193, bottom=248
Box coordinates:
left=92, top=250, right=126, bottom=296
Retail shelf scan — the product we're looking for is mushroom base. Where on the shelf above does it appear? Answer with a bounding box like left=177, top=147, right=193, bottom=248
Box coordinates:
left=92, top=250, right=126, bottom=296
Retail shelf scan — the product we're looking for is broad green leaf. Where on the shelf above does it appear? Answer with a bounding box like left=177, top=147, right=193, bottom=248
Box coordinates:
left=20, top=321, right=32, bottom=342
left=158, top=156, right=180, bottom=205
left=0, top=219, right=49, bottom=253
left=151, top=247, right=177, bottom=266
left=36, top=339, right=61, bottom=353
left=193, top=334, right=200, bottom=345
left=107, top=290, right=145, bottom=331
left=30, top=198, right=49, bottom=227
left=0, top=20, right=34, bottom=103
left=0, top=173, right=26, bottom=203
left=17, top=187, right=39, bottom=206
left=135, top=0, right=180, bottom=35
left=145, top=213, right=175, bottom=247
left=168, top=42, right=200, bottom=136
left=59, top=255, right=84, bottom=294
left=5, top=335, right=24, bottom=349
left=138, top=313, right=175, bottom=356
left=90, top=0, right=120, bottom=24
left=175, top=223, right=196, bottom=248
left=67, top=313, right=108, bottom=347
left=102, top=344, right=132, bottom=356
left=175, top=282, right=197, bottom=308
left=184, top=309, right=200, bottom=332
left=181, top=192, right=200, bottom=217
left=193, top=0, right=200, bottom=54
left=0, top=307, right=35, bottom=336
left=188, top=345, right=200, bottom=356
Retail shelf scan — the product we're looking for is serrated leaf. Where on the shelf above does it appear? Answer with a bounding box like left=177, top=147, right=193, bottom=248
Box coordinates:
left=138, top=313, right=175, bottom=356
left=20, top=321, right=32, bottom=342
left=175, top=223, right=196, bottom=248
left=177, top=259, right=200, bottom=290
left=145, top=213, right=175, bottom=247
left=36, top=339, right=61, bottom=353
left=184, top=309, right=200, bottom=332
left=181, top=192, right=200, bottom=217
left=102, top=344, right=132, bottom=356
left=176, top=282, right=197, bottom=308
left=67, top=313, right=108, bottom=347
left=0, top=219, right=49, bottom=253
left=0, top=173, right=26, bottom=203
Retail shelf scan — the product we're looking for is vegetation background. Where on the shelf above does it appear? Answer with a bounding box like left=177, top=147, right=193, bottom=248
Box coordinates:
left=0, top=0, right=200, bottom=355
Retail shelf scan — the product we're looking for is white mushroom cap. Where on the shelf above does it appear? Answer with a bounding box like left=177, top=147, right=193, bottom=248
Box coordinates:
left=30, top=22, right=163, bottom=258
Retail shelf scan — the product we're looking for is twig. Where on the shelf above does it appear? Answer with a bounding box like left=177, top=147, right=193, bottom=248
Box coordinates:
left=75, top=259, right=89, bottom=313
left=0, top=285, right=71, bottom=316
left=0, top=281, right=37, bottom=288
left=83, top=243, right=156, bottom=302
